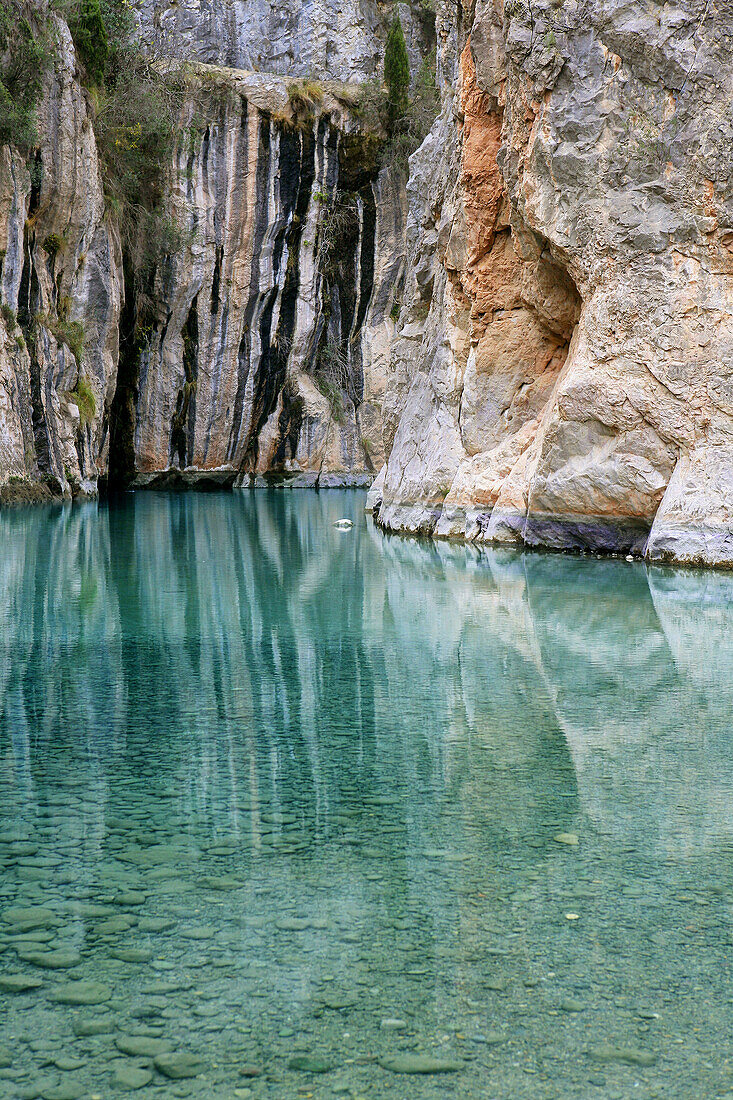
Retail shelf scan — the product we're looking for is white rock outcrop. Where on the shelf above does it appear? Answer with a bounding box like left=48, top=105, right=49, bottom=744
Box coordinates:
left=120, top=68, right=398, bottom=489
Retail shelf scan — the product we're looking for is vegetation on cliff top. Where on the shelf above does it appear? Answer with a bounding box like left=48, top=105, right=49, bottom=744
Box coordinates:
left=65, top=0, right=184, bottom=276
left=65, top=0, right=108, bottom=85
left=357, top=39, right=439, bottom=173
left=384, top=13, right=410, bottom=128
left=0, top=0, right=183, bottom=290
left=0, top=1, right=54, bottom=149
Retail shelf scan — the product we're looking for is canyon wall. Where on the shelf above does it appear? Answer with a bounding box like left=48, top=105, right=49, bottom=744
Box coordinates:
left=136, top=0, right=435, bottom=83
left=2, top=0, right=733, bottom=567
left=371, top=0, right=733, bottom=567
left=0, top=2, right=409, bottom=502
left=0, top=14, right=122, bottom=503
left=113, top=68, right=401, bottom=490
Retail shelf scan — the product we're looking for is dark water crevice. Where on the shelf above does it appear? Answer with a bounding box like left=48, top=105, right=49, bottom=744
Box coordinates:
left=169, top=293, right=199, bottom=469
left=105, top=260, right=143, bottom=492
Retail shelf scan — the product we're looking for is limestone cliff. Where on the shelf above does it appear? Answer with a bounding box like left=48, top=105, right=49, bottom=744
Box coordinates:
left=0, top=5, right=408, bottom=499
left=112, top=67, right=401, bottom=490
left=371, top=0, right=733, bottom=568
left=3, top=0, right=733, bottom=569
left=136, top=0, right=435, bottom=83
left=0, top=13, right=121, bottom=503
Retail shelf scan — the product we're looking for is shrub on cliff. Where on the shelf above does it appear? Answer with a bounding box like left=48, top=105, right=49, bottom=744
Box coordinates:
left=354, top=77, right=387, bottom=134
left=65, top=0, right=108, bottom=85
left=387, top=48, right=439, bottom=170
left=360, top=47, right=439, bottom=174
left=70, top=371, right=96, bottom=425
left=384, top=13, right=409, bottom=128
left=0, top=1, right=53, bottom=149
left=95, top=56, right=181, bottom=233
left=37, top=312, right=85, bottom=362
left=57, top=0, right=185, bottom=288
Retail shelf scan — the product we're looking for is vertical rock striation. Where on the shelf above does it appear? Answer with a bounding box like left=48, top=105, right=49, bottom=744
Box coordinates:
left=0, top=14, right=121, bottom=503
left=112, top=68, right=399, bottom=489
left=0, top=34, right=403, bottom=500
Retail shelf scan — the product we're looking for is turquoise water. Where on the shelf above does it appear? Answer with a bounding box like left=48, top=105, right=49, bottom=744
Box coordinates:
left=1, top=491, right=733, bottom=1100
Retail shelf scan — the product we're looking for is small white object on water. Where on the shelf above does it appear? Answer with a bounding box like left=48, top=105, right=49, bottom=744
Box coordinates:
left=333, top=519, right=354, bottom=530
left=626, top=555, right=634, bottom=561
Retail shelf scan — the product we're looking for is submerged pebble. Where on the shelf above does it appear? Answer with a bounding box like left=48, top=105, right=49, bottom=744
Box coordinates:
left=560, top=998, right=586, bottom=1013
left=52, top=981, right=111, bottom=1005
left=113, top=1064, right=153, bottom=1090
left=378, top=1055, right=464, bottom=1074
left=112, top=893, right=147, bottom=907
left=238, top=1064, right=263, bottom=1077
left=38, top=1081, right=86, bottom=1100
left=153, top=1052, right=205, bottom=1079
left=0, top=974, right=44, bottom=992
left=288, top=1054, right=336, bottom=1074
left=588, top=1045, right=658, bottom=1067
left=115, top=1035, right=173, bottom=1057
left=137, top=918, right=176, bottom=933
left=71, top=1017, right=115, bottom=1037
left=17, top=949, right=81, bottom=969
left=2, top=907, right=57, bottom=929
left=110, top=947, right=154, bottom=963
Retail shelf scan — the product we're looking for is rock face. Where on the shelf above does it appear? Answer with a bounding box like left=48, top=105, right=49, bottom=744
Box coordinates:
left=135, top=0, right=435, bottom=83
left=2, top=0, right=733, bottom=569
left=0, top=26, right=405, bottom=499
left=0, top=14, right=121, bottom=503
left=112, top=67, right=399, bottom=490
left=372, top=0, right=733, bottom=567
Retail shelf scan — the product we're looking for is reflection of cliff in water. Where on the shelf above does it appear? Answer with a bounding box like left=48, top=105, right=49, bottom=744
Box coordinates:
left=522, top=554, right=733, bottom=857
left=2, top=491, right=733, bottom=862
left=372, top=530, right=579, bottom=842
left=0, top=493, right=575, bottom=846
left=374, top=528, right=733, bottom=858
left=0, top=502, right=127, bottom=798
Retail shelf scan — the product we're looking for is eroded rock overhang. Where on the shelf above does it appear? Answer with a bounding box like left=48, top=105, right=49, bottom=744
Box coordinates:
left=371, top=0, right=733, bottom=569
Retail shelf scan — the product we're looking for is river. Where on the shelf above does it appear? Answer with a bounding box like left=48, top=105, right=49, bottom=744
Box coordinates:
left=1, top=490, right=732, bottom=1098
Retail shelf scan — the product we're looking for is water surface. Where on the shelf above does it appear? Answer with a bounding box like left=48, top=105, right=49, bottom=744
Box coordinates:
left=1, top=490, right=733, bottom=1099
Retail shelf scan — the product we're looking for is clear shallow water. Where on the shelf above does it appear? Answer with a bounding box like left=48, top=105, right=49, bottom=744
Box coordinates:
left=1, top=492, right=733, bottom=1100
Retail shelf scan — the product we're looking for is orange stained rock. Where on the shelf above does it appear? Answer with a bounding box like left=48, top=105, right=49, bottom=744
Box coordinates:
left=459, top=41, right=505, bottom=268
